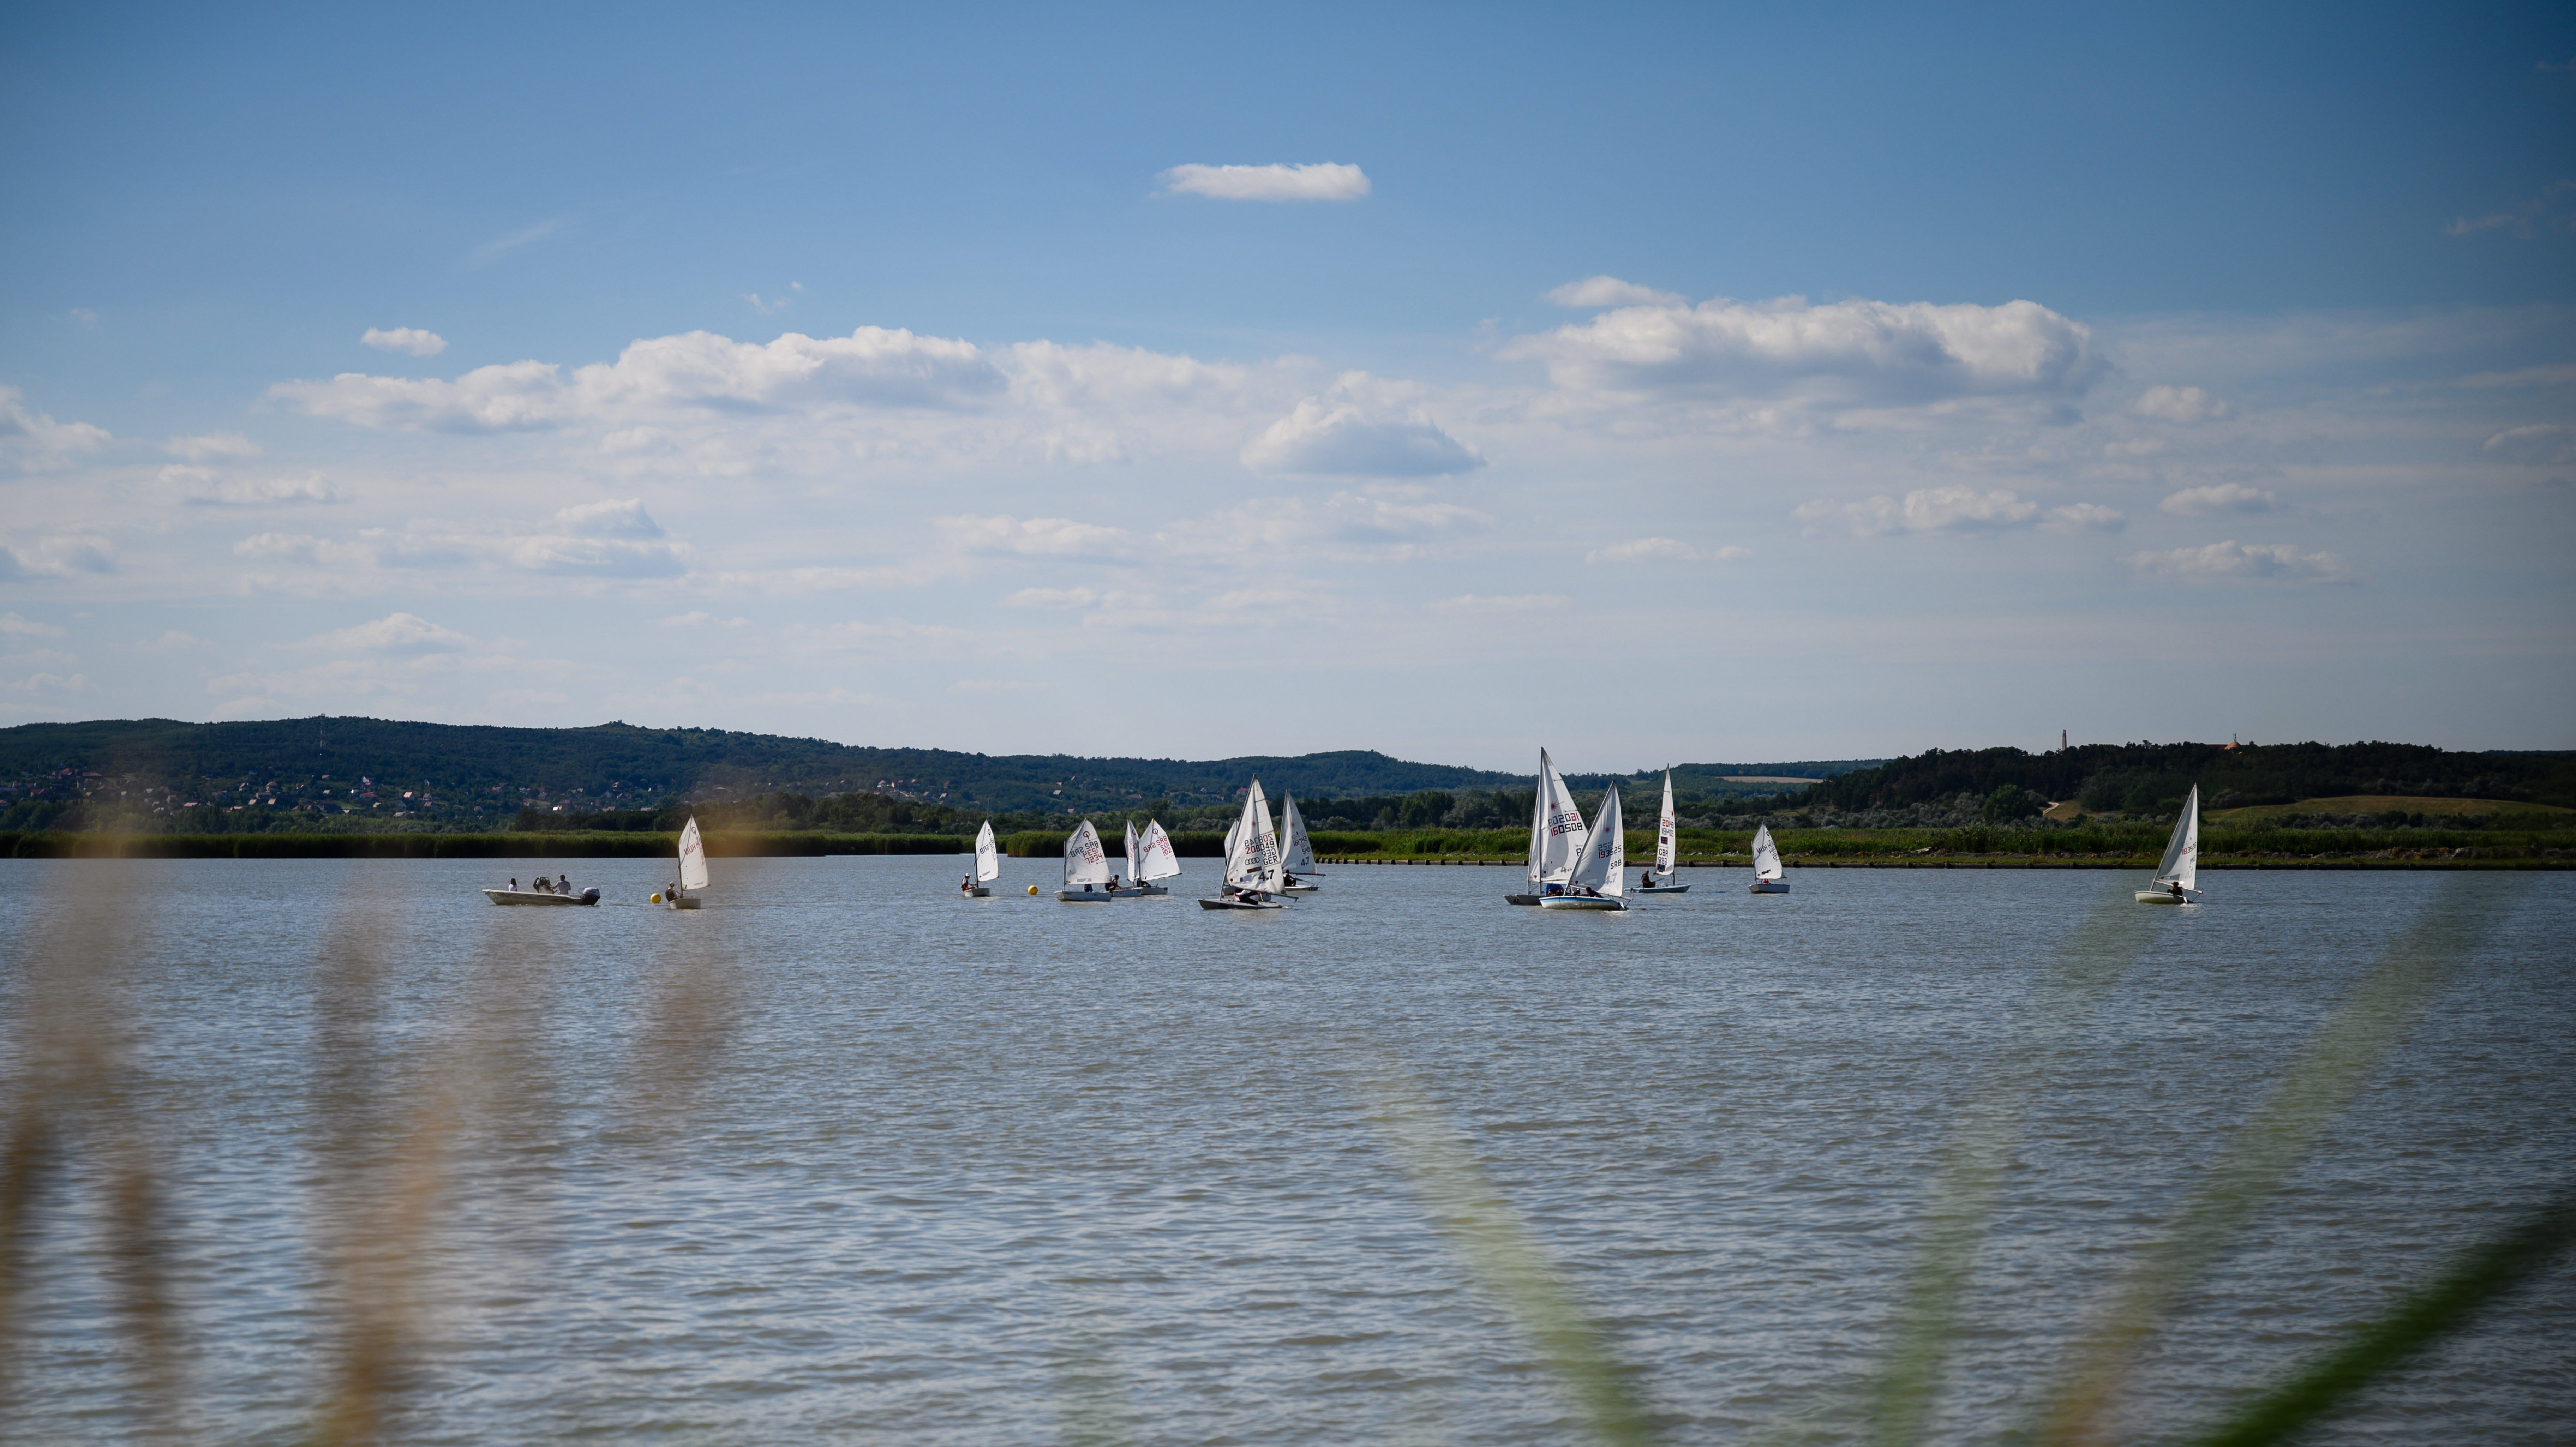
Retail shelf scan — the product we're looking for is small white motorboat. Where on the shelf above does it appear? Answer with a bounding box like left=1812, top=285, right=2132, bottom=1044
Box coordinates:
left=1539, top=786, right=1629, bottom=911
left=1057, top=819, right=1116, bottom=901
left=1748, top=824, right=1791, bottom=894
left=963, top=819, right=999, bottom=896
left=1509, top=746, right=1588, bottom=905
left=2137, top=786, right=2204, bottom=905
left=1637, top=769, right=1691, bottom=894
left=483, top=885, right=599, bottom=906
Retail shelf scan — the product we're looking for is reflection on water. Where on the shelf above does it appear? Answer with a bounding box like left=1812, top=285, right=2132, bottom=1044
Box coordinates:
left=1, top=855, right=2570, bottom=1444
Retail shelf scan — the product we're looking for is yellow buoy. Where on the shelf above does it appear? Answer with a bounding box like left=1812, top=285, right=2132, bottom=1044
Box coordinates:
left=649, top=893, right=662, bottom=903
left=1026, top=884, right=1039, bottom=895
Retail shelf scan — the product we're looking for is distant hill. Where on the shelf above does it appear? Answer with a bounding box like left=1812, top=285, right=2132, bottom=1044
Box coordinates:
left=1803, top=741, right=2576, bottom=815
left=0, top=717, right=1880, bottom=821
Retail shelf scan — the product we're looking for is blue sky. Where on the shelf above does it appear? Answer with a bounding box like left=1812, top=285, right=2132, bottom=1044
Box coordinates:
left=3, top=1, right=2571, bottom=767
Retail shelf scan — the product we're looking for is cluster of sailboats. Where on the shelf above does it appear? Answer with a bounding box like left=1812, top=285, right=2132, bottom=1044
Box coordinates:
left=486, top=763, right=2208, bottom=912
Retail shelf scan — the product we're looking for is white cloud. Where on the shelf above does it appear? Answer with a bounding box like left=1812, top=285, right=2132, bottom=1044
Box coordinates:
left=659, top=611, right=748, bottom=628
left=1430, top=593, right=1568, bottom=613
left=1240, top=397, right=1481, bottom=477
left=2041, top=503, right=2126, bottom=533
left=2479, top=424, right=2575, bottom=465
left=0, top=387, right=112, bottom=469
left=274, top=326, right=1006, bottom=433
left=1158, top=162, right=1370, bottom=202
left=1503, top=295, right=2101, bottom=407
left=939, top=514, right=1134, bottom=560
left=2131, top=384, right=2231, bottom=424
left=2128, top=540, right=2358, bottom=584
left=1546, top=276, right=1687, bottom=309
left=1796, top=487, right=2038, bottom=535
left=2444, top=179, right=2576, bottom=239
left=552, top=499, right=664, bottom=538
left=1582, top=536, right=1751, bottom=563
left=0, top=612, right=66, bottom=637
left=2160, top=482, right=2278, bottom=516
left=174, top=470, right=344, bottom=507
left=5, top=535, right=117, bottom=575
left=362, top=327, right=448, bottom=357
left=165, top=432, right=262, bottom=461
left=301, top=612, right=477, bottom=654
left=1153, top=492, right=1489, bottom=562
left=471, top=217, right=568, bottom=263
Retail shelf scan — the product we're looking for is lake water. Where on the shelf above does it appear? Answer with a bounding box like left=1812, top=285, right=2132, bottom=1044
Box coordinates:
left=2, top=855, right=2570, bottom=1445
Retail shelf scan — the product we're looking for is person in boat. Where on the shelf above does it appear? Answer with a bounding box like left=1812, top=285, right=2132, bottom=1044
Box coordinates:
left=510, top=877, right=520, bottom=891
left=557, top=873, right=572, bottom=894
left=534, top=876, right=551, bottom=894
left=2169, top=879, right=2187, bottom=900
left=962, top=873, right=975, bottom=891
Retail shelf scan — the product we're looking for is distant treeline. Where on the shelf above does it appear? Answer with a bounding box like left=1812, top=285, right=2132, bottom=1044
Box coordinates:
left=1803, top=741, right=2576, bottom=815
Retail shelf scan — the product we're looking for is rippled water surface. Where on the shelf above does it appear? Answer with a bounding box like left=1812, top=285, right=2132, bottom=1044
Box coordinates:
left=3, top=856, right=2571, bottom=1444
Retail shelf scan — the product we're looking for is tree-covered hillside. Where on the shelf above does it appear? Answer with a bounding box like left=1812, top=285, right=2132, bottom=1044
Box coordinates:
left=1803, top=741, right=2576, bottom=815
left=0, top=717, right=1880, bottom=832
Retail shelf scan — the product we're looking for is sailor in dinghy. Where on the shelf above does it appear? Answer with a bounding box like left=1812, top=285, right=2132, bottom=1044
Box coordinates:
left=1202, top=779, right=1288, bottom=910
left=1118, top=819, right=1181, bottom=896
left=963, top=819, right=1000, bottom=896
left=1508, top=748, right=1588, bottom=905
left=657, top=816, right=708, bottom=909
left=2135, top=785, right=2205, bottom=905
left=1747, top=823, right=1790, bottom=893
left=1636, top=769, right=1691, bottom=894
left=1057, top=819, right=1116, bottom=901
left=1277, top=791, right=1322, bottom=891
left=1540, top=783, right=1630, bottom=910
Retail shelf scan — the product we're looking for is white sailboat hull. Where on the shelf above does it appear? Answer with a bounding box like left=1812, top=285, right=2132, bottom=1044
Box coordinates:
left=1749, top=881, right=1790, bottom=894
left=1280, top=882, right=1318, bottom=893
left=1636, top=884, right=1690, bottom=894
left=2136, top=888, right=2201, bottom=905
left=1539, top=894, right=1627, bottom=911
left=1056, top=887, right=1116, bottom=902
left=960, top=885, right=991, bottom=897
left=1200, top=895, right=1283, bottom=911
left=1110, top=884, right=1168, bottom=897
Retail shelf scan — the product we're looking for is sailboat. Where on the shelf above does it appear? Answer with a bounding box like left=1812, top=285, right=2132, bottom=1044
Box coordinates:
left=963, top=819, right=999, bottom=896
left=1637, top=770, right=1690, bottom=894
left=1277, top=791, right=1321, bottom=891
left=1057, top=819, right=1115, bottom=901
left=1540, top=785, right=1628, bottom=910
left=1748, top=823, right=1790, bottom=894
left=2136, top=785, right=2203, bottom=904
left=666, top=815, right=709, bottom=909
left=1121, top=819, right=1181, bottom=896
left=1506, top=747, right=1589, bottom=905
left=1202, top=779, right=1288, bottom=910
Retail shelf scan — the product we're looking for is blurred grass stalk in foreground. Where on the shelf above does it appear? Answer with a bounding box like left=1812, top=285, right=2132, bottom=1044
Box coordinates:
left=1361, top=1059, right=1658, bottom=1446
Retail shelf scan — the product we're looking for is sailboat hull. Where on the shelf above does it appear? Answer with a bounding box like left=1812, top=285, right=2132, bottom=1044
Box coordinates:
left=960, top=886, right=991, bottom=897
left=1749, top=881, right=1790, bottom=894
left=1200, top=895, right=1283, bottom=911
left=1637, top=883, right=1690, bottom=895
left=665, top=894, right=700, bottom=910
left=1539, top=895, right=1627, bottom=911
left=1056, top=888, right=1116, bottom=902
left=1110, top=885, right=1169, bottom=897
left=1280, top=882, right=1318, bottom=893
left=2136, top=889, right=2200, bottom=905
left=1505, top=893, right=1542, bottom=906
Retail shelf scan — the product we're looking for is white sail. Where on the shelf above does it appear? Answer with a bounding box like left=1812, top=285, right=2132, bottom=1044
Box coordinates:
left=1535, top=749, right=1589, bottom=885
left=1124, top=819, right=1142, bottom=882
left=1137, top=820, right=1182, bottom=882
left=677, top=815, right=709, bottom=891
left=1062, top=819, right=1111, bottom=888
left=1228, top=780, right=1282, bottom=890
left=1654, top=770, right=1677, bottom=876
left=1280, top=792, right=1318, bottom=873
left=1751, top=824, right=1783, bottom=882
left=974, top=819, right=999, bottom=883
left=2153, top=786, right=2200, bottom=892
left=1223, top=817, right=1241, bottom=873
left=1568, top=786, right=1625, bottom=896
